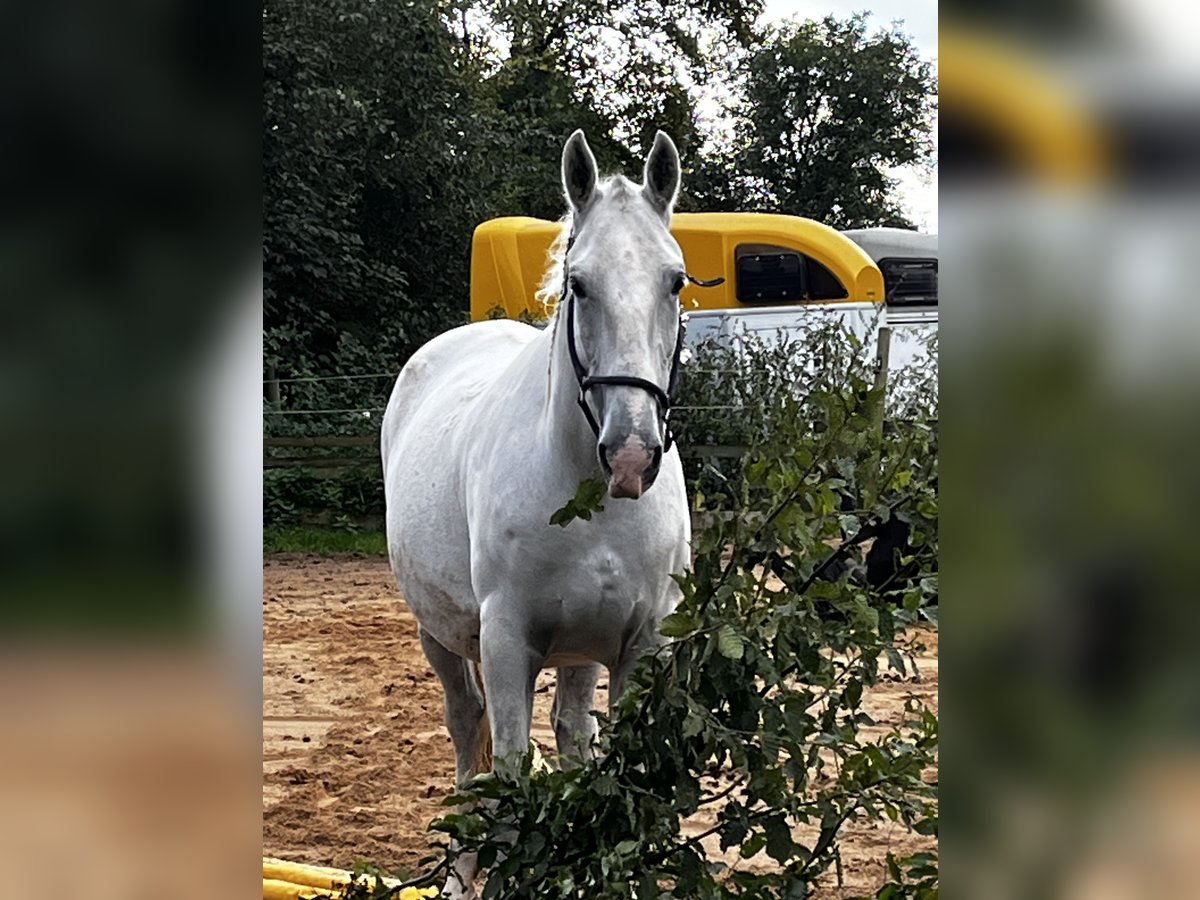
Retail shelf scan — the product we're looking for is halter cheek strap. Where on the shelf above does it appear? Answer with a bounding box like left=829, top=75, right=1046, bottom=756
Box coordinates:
left=559, top=231, right=724, bottom=453
left=565, top=290, right=682, bottom=450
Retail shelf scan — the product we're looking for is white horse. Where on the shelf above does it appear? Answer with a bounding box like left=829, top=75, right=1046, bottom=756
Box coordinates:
left=381, top=130, right=692, bottom=897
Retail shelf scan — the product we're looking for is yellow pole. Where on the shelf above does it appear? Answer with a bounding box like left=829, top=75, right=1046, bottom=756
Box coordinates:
left=262, top=858, right=438, bottom=900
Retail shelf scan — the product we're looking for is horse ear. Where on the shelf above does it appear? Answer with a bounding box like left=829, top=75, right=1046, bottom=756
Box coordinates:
left=562, top=129, right=598, bottom=213
left=642, top=131, right=680, bottom=217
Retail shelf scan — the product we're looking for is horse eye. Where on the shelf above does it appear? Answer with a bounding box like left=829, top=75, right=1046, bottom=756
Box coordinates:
left=569, top=276, right=587, bottom=300
left=671, top=275, right=686, bottom=295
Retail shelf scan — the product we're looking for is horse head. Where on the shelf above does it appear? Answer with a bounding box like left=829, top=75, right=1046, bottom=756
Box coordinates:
left=559, top=129, right=687, bottom=500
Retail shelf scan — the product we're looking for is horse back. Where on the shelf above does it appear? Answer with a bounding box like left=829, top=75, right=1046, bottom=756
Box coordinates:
left=381, top=319, right=540, bottom=463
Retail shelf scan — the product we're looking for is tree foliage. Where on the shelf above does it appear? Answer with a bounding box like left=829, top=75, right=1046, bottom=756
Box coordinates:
left=688, top=15, right=936, bottom=227
left=263, top=0, right=480, bottom=392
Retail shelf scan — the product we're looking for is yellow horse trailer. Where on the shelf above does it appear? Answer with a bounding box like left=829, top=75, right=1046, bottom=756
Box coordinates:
left=469, top=212, right=884, bottom=323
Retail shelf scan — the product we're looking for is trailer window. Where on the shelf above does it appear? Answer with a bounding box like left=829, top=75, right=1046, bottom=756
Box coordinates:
left=880, top=258, right=938, bottom=306
left=804, top=257, right=849, bottom=300
left=735, top=244, right=848, bottom=303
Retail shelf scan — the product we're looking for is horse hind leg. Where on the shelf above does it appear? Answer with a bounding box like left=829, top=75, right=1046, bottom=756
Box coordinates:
left=550, top=663, right=602, bottom=759
left=419, top=627, right=488, bottom=780
left=418, top=627, right=487, bottom=899
left=468, top=661, right=492, bottom=773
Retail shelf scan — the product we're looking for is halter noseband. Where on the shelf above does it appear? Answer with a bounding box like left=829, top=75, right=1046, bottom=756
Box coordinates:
left=559, top=230, right=724, bottom=453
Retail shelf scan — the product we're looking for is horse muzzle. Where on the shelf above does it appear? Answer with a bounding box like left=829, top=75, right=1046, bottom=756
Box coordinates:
left=599, top=437, right=663, bottom=500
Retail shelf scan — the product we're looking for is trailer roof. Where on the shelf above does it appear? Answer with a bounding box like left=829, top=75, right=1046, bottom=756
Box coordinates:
left=842, top=228, right=938, bottom=261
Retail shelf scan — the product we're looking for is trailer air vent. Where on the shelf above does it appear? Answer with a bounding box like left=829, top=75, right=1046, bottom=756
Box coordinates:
left=736, top=250, right=804, bottom=302
left=880, top=258, right=938, bottom=306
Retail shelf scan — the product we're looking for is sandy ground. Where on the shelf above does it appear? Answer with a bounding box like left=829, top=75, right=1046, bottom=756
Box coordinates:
left=263, top=554, right=937, bottom=896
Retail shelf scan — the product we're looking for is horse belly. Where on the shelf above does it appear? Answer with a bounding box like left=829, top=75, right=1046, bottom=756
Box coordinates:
left=387, top=512, right=479, bottom=658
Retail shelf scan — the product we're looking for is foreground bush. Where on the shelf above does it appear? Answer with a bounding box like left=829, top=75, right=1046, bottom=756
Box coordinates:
left=433, top=319, right=939, bottom=898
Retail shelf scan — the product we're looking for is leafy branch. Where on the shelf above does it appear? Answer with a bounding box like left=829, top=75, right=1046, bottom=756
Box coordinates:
left=549, top=476, right=607, bottom=526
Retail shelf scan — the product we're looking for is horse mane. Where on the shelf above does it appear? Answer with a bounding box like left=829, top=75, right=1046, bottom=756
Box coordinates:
left=536, top=212, right=573, bottom=316
left=539, top=213, right=572, bottom=396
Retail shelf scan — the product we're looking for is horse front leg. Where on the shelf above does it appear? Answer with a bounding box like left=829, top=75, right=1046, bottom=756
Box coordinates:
left=418, top=627, right=489, bottom=781
left=550, top=663, right=602, bottom=759
left=609, top=621, right=670, bottom=716
left=478, top=608, right=541, bottom=776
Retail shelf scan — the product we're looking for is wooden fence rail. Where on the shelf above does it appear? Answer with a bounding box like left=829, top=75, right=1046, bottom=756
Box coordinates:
left=266, top=435, right=376, bottom=448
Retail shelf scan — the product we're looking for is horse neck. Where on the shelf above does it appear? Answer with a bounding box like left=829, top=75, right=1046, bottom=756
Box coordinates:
left=538, top=305, right=598, bottom=474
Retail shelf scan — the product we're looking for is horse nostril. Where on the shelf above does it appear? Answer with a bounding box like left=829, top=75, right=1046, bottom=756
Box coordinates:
left=598, top=443, right=610, bottom=472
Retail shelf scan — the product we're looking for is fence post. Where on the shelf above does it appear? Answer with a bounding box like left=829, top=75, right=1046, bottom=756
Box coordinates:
left=873, top=326, right=891, bottom=396
left=863, top=326, right=892, bottom=507
left=265, top=366, right=281, bottom=409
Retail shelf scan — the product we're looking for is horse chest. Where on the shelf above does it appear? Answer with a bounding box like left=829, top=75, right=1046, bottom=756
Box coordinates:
left=502, top=533, right=648, bottom=604
left=476, top=527, right=666, bottom=646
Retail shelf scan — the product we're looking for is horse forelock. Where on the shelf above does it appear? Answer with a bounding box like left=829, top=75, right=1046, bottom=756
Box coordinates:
left=536, top=176, right=657, bottom=316
left=540, top=174, right=673, bottom=395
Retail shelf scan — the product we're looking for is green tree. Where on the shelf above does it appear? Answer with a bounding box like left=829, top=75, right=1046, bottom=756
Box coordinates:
left=461, top=0, right=762, bottom=167
left=263, top=0, right=482, bottom=401
left=689, top=15, right=936, bottom=228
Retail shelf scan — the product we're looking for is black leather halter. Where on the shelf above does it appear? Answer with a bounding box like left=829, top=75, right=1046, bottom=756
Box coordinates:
left=559, top=231, right=723, bottom=453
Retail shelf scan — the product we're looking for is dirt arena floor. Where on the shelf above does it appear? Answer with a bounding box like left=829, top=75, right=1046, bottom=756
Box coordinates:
left=263, top=554, right=938, bottom=897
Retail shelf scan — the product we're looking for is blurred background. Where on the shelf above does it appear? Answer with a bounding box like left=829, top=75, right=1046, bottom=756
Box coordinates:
left=940, top=4, right=1200, bottom=898
left=0, top=0, right=260, bottom=894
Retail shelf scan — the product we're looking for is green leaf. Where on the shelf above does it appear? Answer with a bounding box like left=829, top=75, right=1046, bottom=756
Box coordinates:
left=843, top=679, right=863, bottom=709
left=914, top=816, right=938, bottom=836
left=887, top=852, right=903, bottom=881
left=658, top=610, right=700, bottom=638
left=549, top=477, right=607, bottom=527
left=763, top=814, right=794, bottom=863
left=740, top=832, right=767, bottom=859
left=615, top=839, right=639, bottom=856
left=716, top=624, right=744, bottom=659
